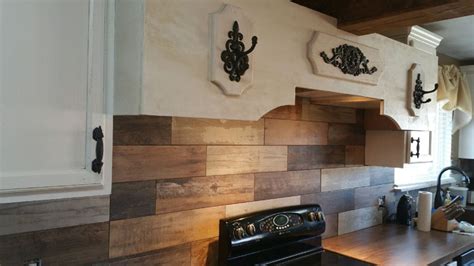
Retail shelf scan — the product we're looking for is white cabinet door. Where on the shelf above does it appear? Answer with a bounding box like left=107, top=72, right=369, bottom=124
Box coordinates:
left=406, top=131, right=432, bottom=164
left=0, top=0, right=113, bottom=203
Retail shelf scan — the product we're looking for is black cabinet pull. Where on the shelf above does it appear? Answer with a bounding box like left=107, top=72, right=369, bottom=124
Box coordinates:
left=410, top=137, right=420, bottom=158
left=413, top=73, right=438, bottom=109
left=92, top=126, right=104, bottom=174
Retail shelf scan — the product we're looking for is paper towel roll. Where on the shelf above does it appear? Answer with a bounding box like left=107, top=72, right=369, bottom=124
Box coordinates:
left=417, top=191, right=432, bottom=232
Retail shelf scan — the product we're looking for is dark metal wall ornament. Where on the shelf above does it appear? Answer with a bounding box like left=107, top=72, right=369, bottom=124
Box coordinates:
left=413, top=73, right=438, bottom=109
left=320, top=44, right=377, bottom=76
left=92, top=126, right=104, bottom=174
left=221, top=21, right=258, bottom=82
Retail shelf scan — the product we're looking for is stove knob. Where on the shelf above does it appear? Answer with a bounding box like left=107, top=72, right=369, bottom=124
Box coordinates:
left=317, top=211, right=325, bottom=221
left=246, top=223, right=256, bottom=236
left=234, top=227, right=245, bottom=240
left=308, top=211, right=317, bottom=222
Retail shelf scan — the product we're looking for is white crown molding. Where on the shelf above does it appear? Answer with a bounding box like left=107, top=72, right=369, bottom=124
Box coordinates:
left=408, top=26, right=443, bottom=50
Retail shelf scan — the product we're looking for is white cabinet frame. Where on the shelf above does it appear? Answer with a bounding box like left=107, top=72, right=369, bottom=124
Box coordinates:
left=0, top=0, right=114, bottom=203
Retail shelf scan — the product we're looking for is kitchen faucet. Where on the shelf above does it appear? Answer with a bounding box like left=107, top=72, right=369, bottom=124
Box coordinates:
left=434, top=166, right=471, bottom=209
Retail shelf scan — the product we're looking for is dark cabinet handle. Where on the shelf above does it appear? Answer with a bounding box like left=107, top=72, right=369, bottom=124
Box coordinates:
left=410, top=137, right=420, bottom=158
left=92, top=126, right=104, bottom=174
left=413, top=73, right=438, bottom=109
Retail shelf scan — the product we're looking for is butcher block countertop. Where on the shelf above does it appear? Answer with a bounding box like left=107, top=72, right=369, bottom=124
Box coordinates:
left=323, top=224, right=474, bottom=265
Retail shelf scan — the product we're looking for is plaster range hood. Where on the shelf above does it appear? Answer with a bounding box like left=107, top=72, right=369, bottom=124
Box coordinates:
left=114, top=0, right=440, bottom=131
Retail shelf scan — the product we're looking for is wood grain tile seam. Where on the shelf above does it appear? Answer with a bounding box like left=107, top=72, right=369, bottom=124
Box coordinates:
left=108, top=218, right=111, bottom=259
left=204, top=144, right=207, bottom=177
left=326, top=122, right=330, bottom=151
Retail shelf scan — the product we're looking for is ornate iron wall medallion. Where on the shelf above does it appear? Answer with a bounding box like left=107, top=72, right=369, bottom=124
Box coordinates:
left=413, top=73, right=438, bottom=109
left=320, top=44, right=377, bottom=76
left=221, top=21, right=258, bottom=82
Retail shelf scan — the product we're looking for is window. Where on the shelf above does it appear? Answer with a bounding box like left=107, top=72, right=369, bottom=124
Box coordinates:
left=394, top=103, right=453, bottom=186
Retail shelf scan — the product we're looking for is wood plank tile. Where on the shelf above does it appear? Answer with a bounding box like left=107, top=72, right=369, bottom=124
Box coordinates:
left=109, top=244, right=191, bottom=266
left=0, top=222, right=109, bottom=265
left=287, top=145, right=345, bottom=170
left=0, top=196, right=109, bottom=236
left=338, top=207, right=382, bottom=235
left=113, top=146, right=206, bottom=182
left=364, top=109, right=399, bottom=130
left=321, top=167, right=371, bottom=192
left=355, top=183, right=395, bottom=209
left=206, top=146, right=287, bottom=176
left=301, top=189, right=354, bottom=215
left=356, top=109, right=365, bottom=125
left=110, top=181, right=156, bottom=221
left=345, top=145, right=365, bottom=166
left=191, top=237, right=218, bottom=266
left=369, top=167, right=395, bottom=185
left=328, top=124, right=365, bottom=145
left=264, top=119, right=328, bottom=145
left=156, top=174, right=254, bottom=214
left=322, top=213, right=338, bottom=239
left=109, top=206, right=225, bottom=258
left=113, top=116, right=171, bottom=145
left=172, top=118, right=264, bottom=145
left=302, top=104, right=357, bottom=124
left=263, top=102, right=302, bottom=120
left=225, top=196, right=301, bottom=217
left=254, top=170, right=320, bottom=200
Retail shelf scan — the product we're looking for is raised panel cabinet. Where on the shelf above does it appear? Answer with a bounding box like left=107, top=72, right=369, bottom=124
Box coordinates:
left=365, top=130, right=432, bottom=168
left=0, top=0, right=114, bottom=203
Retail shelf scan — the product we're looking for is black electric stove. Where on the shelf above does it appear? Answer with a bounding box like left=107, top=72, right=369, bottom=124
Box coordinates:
left=218, top=204, right=373, bottom=266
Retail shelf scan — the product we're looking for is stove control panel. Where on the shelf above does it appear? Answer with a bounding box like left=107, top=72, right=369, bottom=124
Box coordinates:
left=259, top=213, right=303, bottom=233
left=219, top=204, right=326, bottom=265
left=221, top=204, right=326, bottom=244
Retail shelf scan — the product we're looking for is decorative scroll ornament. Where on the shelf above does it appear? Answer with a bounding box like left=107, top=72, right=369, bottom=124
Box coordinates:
left=221, top=21, right=258, bottom=82
left=320, top=44, right=377, bottom=76
left=413, top=73, right=438, bottom=109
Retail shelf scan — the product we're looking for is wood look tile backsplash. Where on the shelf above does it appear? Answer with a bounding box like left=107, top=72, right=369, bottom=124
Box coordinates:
left=109, top=206, right=225, bottom=258
left=0, top=223, right=109, bottom=265
left=156, top=174, right=254, bottom=214
left=206, top=146, right=288, bottom=175
left=254, top=170, right=321, bottom=200
left=110, top=180, right=156, bottom=220
left=0, top=195, right=109, bottom=236
left=172, top=118, right=264, bottom=145
left=264, top=119, right=328, bottom=145
left=112, top=146, right=207, bottom=182
left=0, top=99, right=397, bottom=264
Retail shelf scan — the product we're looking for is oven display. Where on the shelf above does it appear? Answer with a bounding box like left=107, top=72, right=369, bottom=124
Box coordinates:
left=273, top=215, right=289, bottom=226
left=260, top=214, right=303, bottom=233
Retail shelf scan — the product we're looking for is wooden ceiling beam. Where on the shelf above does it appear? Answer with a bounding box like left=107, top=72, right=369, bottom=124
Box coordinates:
left=292, top=0, right=474, bottom=35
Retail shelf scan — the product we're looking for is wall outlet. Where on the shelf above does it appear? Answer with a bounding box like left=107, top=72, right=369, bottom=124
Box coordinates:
left=378, top=196, right=386, bottom=208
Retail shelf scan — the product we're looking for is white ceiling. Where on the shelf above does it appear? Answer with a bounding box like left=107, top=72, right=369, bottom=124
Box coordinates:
left=423, top=15, right=474, bottom=61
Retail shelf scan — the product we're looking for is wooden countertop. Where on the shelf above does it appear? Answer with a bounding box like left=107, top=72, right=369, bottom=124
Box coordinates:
left=323, top=224, right=474, bottom=265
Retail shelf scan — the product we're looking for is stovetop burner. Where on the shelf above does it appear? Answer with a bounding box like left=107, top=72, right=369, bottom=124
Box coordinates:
left=218, top=205, right=373, bottom=266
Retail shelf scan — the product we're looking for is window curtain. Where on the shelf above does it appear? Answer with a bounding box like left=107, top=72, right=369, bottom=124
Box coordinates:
left=437, top=65, right=472, bottom=133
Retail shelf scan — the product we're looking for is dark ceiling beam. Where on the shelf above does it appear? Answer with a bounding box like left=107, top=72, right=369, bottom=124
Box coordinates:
left=292, top=0, right=474, bottom=35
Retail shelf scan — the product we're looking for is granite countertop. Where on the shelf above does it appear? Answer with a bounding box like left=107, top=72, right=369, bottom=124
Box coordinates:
left=323, top=224, right=474, bottom=265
